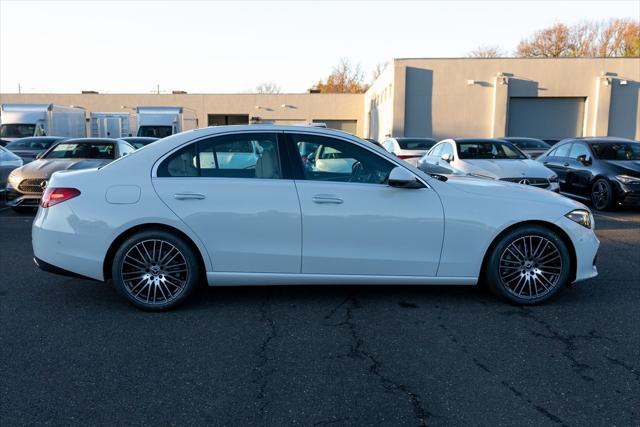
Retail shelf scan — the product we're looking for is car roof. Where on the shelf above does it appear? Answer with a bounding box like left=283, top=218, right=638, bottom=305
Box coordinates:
left=58, top=138, right=121, bottom=144
left=394, top=137, right=437, bottom=141
left=501, top=137, right=545, bottom=142
left=452, top=138, right=511, bottom=143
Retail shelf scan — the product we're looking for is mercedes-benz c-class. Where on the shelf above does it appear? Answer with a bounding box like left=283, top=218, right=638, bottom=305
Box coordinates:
left=32, top=126, right=599, bottom=310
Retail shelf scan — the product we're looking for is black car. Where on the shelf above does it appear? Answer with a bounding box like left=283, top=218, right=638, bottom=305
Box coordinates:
left=4, top=136, right=67, bottom=163
left=501, top=137, right=551, bottom=159
left=118, top=137, right=159, bottom=149
left=536, top=137, right=640, bottom=210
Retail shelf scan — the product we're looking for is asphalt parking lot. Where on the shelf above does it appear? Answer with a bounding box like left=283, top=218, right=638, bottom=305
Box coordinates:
left=1, top=203, right=639, bottom=426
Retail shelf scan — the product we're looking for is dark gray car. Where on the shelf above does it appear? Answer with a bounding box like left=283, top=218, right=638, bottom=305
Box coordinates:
left=6, top=138, right=135, bottom=210
left=4, top=136, right=67, bottom=163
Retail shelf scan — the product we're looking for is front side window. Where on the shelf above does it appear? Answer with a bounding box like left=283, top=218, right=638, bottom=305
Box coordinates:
left=157, top=133, right=281, bottom=179
left=440, top=143, right=454, bottom=158
left=428, top=143, right=443, bottom=157
left=553, top=143, right=572, bottom=158
left=290, top=133, right=394, bottom=185
left=569, top=143, right=591, bottom=160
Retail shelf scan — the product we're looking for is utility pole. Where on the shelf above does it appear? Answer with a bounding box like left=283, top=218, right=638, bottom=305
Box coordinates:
left=157, top=84, right=160, bottom=94
left=18, top=83, right=21, bottom=94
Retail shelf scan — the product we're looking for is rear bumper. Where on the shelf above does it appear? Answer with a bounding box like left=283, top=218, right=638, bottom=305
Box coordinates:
left=33, top=256, right=99, bottom=282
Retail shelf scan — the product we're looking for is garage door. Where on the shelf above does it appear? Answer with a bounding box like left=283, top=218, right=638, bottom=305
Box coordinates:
left=507, top=97, right=585, bottom=139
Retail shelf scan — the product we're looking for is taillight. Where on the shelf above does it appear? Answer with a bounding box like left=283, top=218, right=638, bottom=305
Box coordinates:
left=41, top=187, right=81, bottom=208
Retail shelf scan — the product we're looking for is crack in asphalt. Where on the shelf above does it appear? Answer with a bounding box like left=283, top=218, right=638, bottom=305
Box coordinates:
left=605, top=356, right=640, bottom=382
left=254, top=295, right=277, bottom=421
left=326, top=295, right=432, bottom=426
left=436, top=306, right=568, bottom=426
left=503, top=308, right=617, bottom=384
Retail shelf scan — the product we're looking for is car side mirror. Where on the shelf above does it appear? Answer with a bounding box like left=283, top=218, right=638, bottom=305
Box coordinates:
left=576, top=154, right=591, bottom=165
left=388, top=166, right=424, bottom=189
left=441, top=153, right=452, bottom=162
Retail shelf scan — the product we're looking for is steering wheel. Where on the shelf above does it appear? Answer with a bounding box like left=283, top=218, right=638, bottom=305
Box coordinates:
left=350, top=161, right=364, bottom=182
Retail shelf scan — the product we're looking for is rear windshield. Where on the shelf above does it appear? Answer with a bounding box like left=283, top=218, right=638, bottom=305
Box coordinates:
left=0, top=124, right=36, bottom=138
left=5, top=138, right=58, bottom=149
left=507, top=139, right=550, bottom=149
left=45, top=143, right=115, bottom=159
left=591, top=143, right=640, bottom=161
left=397, top=139, right=436, bottom=150
left=138, top=126, right=172, bottom=138
left=457, top=141, right=526, bottom=160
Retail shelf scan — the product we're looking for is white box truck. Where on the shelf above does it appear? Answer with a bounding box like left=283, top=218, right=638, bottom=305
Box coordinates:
left=136, top=106, right=198, bottom=138
left=0, top=104, right=86, bottom=141
left=90, top=112, right=133, bottom=138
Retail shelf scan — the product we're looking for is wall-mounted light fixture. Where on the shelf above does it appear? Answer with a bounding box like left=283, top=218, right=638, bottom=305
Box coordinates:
left=281, top=104, right=295, bottom=108
left=466, top=80, right=476, bottom=85
left=620, top=80, right=628, bottom=86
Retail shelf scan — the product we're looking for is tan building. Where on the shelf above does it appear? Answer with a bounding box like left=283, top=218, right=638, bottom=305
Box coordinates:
left=1, top=57, right=639, bottom=141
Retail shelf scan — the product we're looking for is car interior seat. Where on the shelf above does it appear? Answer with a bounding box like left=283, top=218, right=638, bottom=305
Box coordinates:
left=255, top=149, right=280, bottom=179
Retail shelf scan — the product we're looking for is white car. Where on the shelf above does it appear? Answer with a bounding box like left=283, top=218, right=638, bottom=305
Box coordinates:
left=418, top=138, right=560, bottom=191
left=32, top=126, right=599, bottom=310
left=382, top=137, right=437, bottom=166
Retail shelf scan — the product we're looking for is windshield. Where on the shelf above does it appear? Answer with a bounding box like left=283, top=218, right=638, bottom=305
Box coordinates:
left=0, top=124, right=36, bottom=138
left=5, top=138, right=57, bottom=150
left=457, top=141, right=526, bottom=160
left=45, top=142, right=115, bottom=159
left=138, top=126, right=172, bottom=138
left=591, top=143, right=640, bottom=161
left=397, top=139, right=436, bottom=150
left=507, top=139, right=550, bottom=149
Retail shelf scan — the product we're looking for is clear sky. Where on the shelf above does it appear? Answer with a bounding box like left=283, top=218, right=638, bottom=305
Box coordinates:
left=1, top=0, right=638, bottom=93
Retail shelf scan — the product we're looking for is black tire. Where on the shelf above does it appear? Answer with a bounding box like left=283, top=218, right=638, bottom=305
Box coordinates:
left=111, top=229, right=201, bottom=311
left=484, top=225, right=571, bottom=305
left=591, top=178, right=615, bottom=211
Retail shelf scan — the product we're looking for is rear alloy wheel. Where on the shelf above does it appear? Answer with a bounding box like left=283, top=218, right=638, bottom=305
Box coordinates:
left=485, top=225, right=571, bottom=305
left=111, top=230, right=200, bottom=310
left=591, top=178, right=615, bottom=211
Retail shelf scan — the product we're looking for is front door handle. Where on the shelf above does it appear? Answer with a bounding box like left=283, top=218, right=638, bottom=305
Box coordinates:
left=312, top=194, right=343, bottom=204
left=563, top=162, right=570, bottom=167
left=173, top=193, right=205, bottom=200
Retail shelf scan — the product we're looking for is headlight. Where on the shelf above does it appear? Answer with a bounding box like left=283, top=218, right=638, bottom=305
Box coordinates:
left=565, top=209, right=592, bottom=229
left=549, top=174, right=558, bottom=183
left=7, top=171, right=21, bottom=188
left=616, top=174, right=640, bottom=184
left=467, top=173, right=495, bottom=180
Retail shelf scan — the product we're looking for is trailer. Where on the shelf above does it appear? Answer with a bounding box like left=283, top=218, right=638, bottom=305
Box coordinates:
left=0, top=104, right=86, bottom=141
left=90, top=112, right=133, bottom=138
left=136, top=106, right=198, bottom=138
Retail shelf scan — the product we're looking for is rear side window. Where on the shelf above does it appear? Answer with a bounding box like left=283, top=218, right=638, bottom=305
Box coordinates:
left=157, top=133, right=281, bottom=179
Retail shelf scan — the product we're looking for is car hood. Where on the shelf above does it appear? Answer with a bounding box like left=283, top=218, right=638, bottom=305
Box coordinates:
left=15, top=158, right=112, bottom=179
left=463, top=159, right=553, bottom=178
left=441, top=175, right=583, bottom=209
left=605, top=160, right=640, bottom=176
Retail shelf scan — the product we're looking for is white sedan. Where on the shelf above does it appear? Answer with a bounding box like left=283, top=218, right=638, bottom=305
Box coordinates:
left=32, top=126, right=599, bottom=310
left=418, top=138, right=560, bottom=191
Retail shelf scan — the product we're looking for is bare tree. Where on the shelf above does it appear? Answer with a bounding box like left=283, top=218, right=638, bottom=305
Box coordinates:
left=312, top=58, right=369, bottom=94
left=371, top=62, right=388, bottom=81
left=254, top=82, right=281, bottom=94
left=517, top=19, right=639, bottom=58
left=467, top=45, right=506, bottom=58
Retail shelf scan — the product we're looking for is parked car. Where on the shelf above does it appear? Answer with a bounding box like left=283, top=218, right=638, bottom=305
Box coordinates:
left=0, top=146, right=23, bottom=196
left=501, top=137, right=551, bottom=159
left=365, top=138, right=383, bottom=147
left=4, top=136, right=67, bottom=163
left=0, top=139, right=9, bottom=147
left=536, top=137, right=640, bottom=210
left=119, top=137, right=159, bottom=149
left=418, top=138, right=559, bottom=192
left=32, top=126, right=598, bottom=310
left=6, top=138, right=135, bottom=210
left=382, top=137, right=437, bottom=166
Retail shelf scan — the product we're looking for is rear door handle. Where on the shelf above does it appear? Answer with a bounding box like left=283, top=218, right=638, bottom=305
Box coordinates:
left=173, top=193, right=205, bottom=200
left=312, top=194, right=343, bottom=204
left=563, top=162, right=570, bottom=167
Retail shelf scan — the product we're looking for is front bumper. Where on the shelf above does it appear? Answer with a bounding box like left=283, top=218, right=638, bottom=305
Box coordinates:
left=554, top=215, right=599, bottom=283
left=614, top=181, right=640, bottom=206
left=5, top=187, right=41, bottom=207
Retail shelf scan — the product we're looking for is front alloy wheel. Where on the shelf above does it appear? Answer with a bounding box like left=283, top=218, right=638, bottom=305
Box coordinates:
left=112, top=230, right=200, bottom=310
left=591, top=178, right=614, bottom=211
left=485, top=225, right=571, bottom=304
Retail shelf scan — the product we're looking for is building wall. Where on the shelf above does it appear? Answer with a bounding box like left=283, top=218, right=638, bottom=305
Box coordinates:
left=0, top=93, right=365, bottom=136
left=363, top=63, right=395, bottom=141
left=392, top=57, right=640, bottom=140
